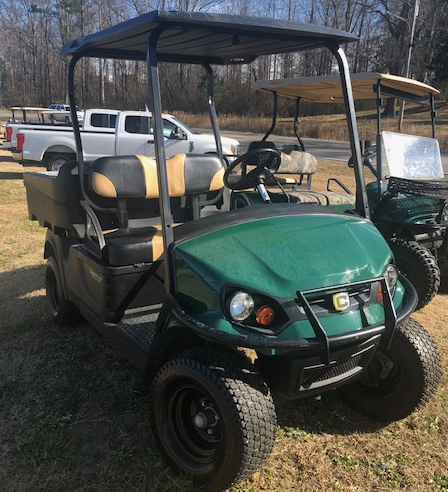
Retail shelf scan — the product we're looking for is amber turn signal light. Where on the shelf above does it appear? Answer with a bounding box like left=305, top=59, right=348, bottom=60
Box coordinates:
left=255, top=305, right=275, bottom=326
left=377, top=285, right=383, bottom=302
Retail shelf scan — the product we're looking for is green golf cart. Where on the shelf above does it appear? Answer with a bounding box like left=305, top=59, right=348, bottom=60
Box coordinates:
left=249, top=73, right=447, bottom=309
left=23, top=11, right=441, bottom=492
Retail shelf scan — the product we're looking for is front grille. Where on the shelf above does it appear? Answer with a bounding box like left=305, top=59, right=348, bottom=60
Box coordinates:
left=300, top=353, right=363, bottom=390
left=301, top=285, right=372, bottom=315
left=295, top=277, right=396, bottom=367
left=388, top=176, right=448, bottom=198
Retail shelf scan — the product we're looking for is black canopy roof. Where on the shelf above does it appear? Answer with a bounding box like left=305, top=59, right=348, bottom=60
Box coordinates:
left=61, top=10, right=358, bottom=64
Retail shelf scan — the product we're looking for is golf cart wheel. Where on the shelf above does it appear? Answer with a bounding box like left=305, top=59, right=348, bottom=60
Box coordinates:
left=338, top=318, right=441, bottom=422
left=389, top=239, right=440, bottom=310
left=436, top=243, right=448, bottom=288
left=45, top=257, right=81, bottom=325
left=150, top=347, right=277, bottom=491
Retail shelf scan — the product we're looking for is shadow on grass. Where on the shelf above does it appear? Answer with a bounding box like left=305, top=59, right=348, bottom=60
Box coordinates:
left=276, top=390, right=385, bottom=437
left=0, top=171, right=25, bottom=180
left=0, top=263, right=198, bottom=492
left=0, top=151, right=18, bottom=163
left=0, top=264, right=48, bottom=336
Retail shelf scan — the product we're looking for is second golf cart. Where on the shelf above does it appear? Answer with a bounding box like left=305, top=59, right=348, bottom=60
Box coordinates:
left=250, top=73, right=447, bottom=309
left=23, top=11, right=441, bottom=492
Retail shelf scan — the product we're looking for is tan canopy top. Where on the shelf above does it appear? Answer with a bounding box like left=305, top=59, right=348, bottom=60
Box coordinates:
left=251, top=73, right=439, bottom=102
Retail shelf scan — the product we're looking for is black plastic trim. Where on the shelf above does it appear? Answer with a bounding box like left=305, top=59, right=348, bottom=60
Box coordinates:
left=168, top=273, right=416, bottom=358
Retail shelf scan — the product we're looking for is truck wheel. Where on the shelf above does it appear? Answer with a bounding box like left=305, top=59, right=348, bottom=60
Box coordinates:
left=338, top=318, right=441, bottom=422
left=44, top=153, right=73, bottom=172
left=45, top=257, right=81, bottom=325
left=150, top=347, right=276, bottom=491
left=389, top=239, right=440, bottom=310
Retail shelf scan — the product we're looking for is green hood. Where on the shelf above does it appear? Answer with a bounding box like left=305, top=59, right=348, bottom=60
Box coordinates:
left=174, top=212, right=392, bottom=309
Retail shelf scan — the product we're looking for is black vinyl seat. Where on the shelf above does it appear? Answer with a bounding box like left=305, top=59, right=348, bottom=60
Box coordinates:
left=83, top=154, right=225, bottom=266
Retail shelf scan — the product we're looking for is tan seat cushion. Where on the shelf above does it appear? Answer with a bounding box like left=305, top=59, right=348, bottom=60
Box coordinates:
left=278, top=151, right=318, bottom=174
left=267, top=188, right=355, bottom=206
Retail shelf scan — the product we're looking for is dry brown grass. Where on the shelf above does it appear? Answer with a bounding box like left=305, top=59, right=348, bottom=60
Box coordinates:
left=0, top=144, right=447, bottom=492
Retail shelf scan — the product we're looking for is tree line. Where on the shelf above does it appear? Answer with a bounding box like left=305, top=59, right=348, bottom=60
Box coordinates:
left=0, top=0, right=447, bottom=117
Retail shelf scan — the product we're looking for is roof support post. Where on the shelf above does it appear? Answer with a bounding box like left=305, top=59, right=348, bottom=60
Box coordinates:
left=147, top=30, right=174, bottom=294
left=330, top=44, right=370, bottom=219
left=203, top=64, right=223, bottom=160
left=68, top=53, right=83, bottom=167
left=263, top=91, right=278, bottom=141
left=375, top=82, right=383, bottom=192
left=294, top=97, right=306, bottom=151
left=430, top=94, right=436, bottom=138
left=203, top=64, right=230, bottom=211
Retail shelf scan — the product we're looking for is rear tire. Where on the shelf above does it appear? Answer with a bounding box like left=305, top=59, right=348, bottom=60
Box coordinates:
left=150, top=347, right=277, bottom=492
left=44, top=153, right=73, bottom=172
left=45, top=257, right=81, bottom=325
left=338, top=318, right=441, bottom=422
left=389, top=239, right=440, bottom=310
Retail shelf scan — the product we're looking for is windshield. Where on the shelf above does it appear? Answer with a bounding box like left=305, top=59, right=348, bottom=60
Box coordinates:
left=381, top=131, right=443, bottom=179
left=169, top=116, right=199, bottom=135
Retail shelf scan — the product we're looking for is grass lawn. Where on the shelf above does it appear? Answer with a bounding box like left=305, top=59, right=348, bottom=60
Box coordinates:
left=0, top=144, right=447, bottom=492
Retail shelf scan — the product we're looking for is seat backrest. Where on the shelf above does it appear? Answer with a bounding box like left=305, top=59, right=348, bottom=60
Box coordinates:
left=88, top=154, right=224, bottom=200
left=247, top=140, right=277, bottom=152
left=277, top=150, right=318, bottom=175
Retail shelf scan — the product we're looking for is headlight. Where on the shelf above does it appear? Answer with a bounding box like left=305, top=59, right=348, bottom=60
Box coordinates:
left=230, top=144, right=241, bottom=155
left=383, top=264, right=398, bottom=295
left=229, top=291, right=254, bottom=321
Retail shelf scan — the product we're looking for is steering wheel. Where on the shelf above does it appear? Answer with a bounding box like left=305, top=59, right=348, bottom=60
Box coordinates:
left=348, top=145, right=378, bottom=177
left=224, top=148, right=282, bottom=190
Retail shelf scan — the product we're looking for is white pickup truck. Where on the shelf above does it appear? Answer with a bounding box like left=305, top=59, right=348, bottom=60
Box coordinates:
left=14, top=110, right=240, bottom=170
left=5, top=108, right=117, bottom=154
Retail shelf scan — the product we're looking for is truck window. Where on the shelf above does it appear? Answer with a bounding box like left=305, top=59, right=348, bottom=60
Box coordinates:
left=125, top=116, right=150, bottom=134
left=91, top=113, right=117, bottom=129
left=162, top=120, right=178, bottom=138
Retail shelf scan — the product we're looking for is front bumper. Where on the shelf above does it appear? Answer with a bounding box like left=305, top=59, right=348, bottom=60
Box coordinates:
left=172, top=274, right=416, bottom=348
left=167, top=274, right=417, bottom=400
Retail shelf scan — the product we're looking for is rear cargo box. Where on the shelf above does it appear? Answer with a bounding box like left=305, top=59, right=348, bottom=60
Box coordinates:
left=23, top=164, right=84, bottom=238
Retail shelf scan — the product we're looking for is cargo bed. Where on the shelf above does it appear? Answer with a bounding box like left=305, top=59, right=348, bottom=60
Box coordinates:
left=23, top=164, right=84, bottom=237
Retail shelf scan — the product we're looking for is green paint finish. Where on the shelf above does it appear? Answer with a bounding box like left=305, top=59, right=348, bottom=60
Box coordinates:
left=176, top=255, right=221, bottom=313
left=188, top=280, right=405, bottom=343
left=367, top=181, right=445, bottom=224
left=175, top=214, right=392, bottom=302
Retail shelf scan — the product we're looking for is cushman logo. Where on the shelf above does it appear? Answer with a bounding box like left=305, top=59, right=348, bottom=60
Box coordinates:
left=89, top=269, right=102, bottom=284
left=333, top=292, right=350, bottom=312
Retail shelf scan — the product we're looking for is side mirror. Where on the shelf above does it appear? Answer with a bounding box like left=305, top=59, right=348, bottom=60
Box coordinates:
left=174, top=127, right=187, bottom=140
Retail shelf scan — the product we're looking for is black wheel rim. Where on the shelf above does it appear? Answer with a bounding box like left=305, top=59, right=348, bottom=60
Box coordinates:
left=359, top=348, right=402, bottom=397
left=160, top=381, right=222, bottom=474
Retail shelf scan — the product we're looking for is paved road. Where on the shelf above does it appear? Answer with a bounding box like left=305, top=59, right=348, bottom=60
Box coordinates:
left=221, top=130, right=448, bottom=172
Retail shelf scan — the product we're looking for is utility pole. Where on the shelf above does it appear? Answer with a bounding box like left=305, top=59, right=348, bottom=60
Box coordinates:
left=397, top=0, right=420, bottom=132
